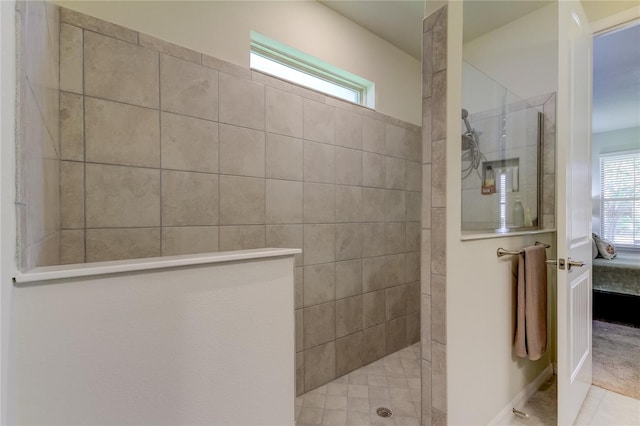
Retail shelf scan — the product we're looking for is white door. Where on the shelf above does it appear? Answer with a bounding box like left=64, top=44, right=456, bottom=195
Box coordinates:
left=556, top=1, right=593, bottom=424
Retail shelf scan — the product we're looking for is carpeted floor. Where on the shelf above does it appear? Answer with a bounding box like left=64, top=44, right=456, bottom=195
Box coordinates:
left=592, top=320, right=640, bottom=400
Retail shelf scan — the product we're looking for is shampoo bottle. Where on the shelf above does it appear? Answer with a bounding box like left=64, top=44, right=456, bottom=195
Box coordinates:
left=513, top=198, right=524, bottom=227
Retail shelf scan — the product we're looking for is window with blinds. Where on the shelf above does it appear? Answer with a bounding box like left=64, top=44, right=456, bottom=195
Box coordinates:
left=600, top=151, right=640, bottom=249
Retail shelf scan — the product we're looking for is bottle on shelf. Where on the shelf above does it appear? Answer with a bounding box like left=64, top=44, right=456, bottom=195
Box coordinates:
left=513, top=198, right=524, bottom=227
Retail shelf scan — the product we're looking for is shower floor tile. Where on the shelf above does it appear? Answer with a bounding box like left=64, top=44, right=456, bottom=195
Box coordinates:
left=296, top=343, right=421, bottom=426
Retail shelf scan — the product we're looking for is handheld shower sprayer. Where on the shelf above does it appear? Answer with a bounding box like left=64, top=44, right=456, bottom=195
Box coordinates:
left=460, top=108, right=485, bottom=179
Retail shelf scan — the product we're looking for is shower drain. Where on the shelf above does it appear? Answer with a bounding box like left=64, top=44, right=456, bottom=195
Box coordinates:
left=376, top=407, right=393, bottom=418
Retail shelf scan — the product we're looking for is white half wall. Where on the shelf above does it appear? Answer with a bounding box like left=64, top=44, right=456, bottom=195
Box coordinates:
left=49, top=0, right=422, bottom=126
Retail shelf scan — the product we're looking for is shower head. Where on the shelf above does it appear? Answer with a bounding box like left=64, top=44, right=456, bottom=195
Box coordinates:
left=462, top=109, right=469, bottom=120
left=461, top=108, right=473, bottom=134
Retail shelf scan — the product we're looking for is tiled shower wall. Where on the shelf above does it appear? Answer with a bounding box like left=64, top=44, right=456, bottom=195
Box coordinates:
left=16, top=0, right=61, bottom=269
left=57, top=8, right=422, bottom=395
left=421, top=5, right=447, bottom=426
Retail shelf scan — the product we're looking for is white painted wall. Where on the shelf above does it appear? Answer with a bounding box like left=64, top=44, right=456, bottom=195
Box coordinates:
left=462, top=3, right=559, bottom=103
left=591, top=126, right=640, bottom=235
left=448, top=3, right=556, bottom=424
left=0, top=1, right=17, bottom=422
left=8, top=255, right=296, bottom=425
left=49, top=0, right=422, bottom=126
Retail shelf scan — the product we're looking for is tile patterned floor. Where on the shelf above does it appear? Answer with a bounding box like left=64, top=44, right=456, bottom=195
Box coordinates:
left=296, top=343, right=421, bottom=426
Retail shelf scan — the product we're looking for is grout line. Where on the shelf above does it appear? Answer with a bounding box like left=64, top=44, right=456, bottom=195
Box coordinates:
left=158, top=53, right=163, bottom=256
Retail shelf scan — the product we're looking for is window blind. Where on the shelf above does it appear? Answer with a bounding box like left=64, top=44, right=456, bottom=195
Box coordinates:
left=600, top=151, right=640, bottom=248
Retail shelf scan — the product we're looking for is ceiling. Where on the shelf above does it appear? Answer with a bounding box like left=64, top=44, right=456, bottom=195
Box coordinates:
left=593, top=23, right=640, bottom=134
left=320, top=1, right=640, bottom=134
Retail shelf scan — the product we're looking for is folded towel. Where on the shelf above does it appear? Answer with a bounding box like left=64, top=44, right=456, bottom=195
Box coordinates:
left=514, top=245, right=547, bottom=360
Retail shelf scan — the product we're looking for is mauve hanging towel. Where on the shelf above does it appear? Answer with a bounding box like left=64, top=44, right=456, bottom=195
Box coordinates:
left=514, top=245, right=548, bottom=360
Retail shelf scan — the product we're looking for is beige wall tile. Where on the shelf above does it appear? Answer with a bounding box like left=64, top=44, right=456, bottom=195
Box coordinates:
left=362, top=324, right=386, bottom=364
left=335, top=185, right=361, bottom=223
left=138, top=33, right=201, bottom=64
left=304, top=341, right=336, bottom=391
left=335, top=147, right=362, bottom=186
left=60, top=8, right=138, bottom=43
left=296, top=352, right=305, bottom=396
left=266, top=224, right=303, bottom=266
left=336, top=332, right=363, bottom=377
left=304, top=263, right=335, bottom=307
left=161, top=226, right=218, bottom=256
left=362, top=116, right=385, bottom=154
left=385, top=222, right=406, bottom=255
left=405, top=222, right=421, bottom=253
left=386, top=157, right=406, bottom=190
left=60, top=92, right=83, bottom=161
left=362, top=256, right=385, bottom=293
left=266, top=180, right=303, bottom=224
left=85, top=97, right=160, bottom=168
left=363, top=290, right=385, bottom=329
left=296, top=309, right=304, bottom=353
left=219, top=124, right=265, bottom=177
left=432, top=71, right=447, bottom=141
left=336, top=223, right=362, bottom=261
left=162, top=171, right=218, bottom=226
left=362, top=152, right=386, bottom=188
left=422, top=97, right=433, bottom=163
left=161, top=54, right=218, bottom=120
left=161, top=112, right=218, bottom=173
left=406, top=191, right=421, bottom=222
left=421, top=294, right=432, bottom=361
left=361, top=188, right=385, bottom=223
left=336, top=295, right=362, bottom=338
left=219, top=72, right=265, bottom=130
left=406, top=311, right=420, bottom=345
left=59, top=23, right=82, bottom=94
left=304, top=302, right=335, bottom=349
left=218, top=225, right=265, bottom=251
left=386, top=285, right=407, bottom=321
left=303, top=224, right=335, bottom=265
left=84, top=31, right=159, bottom=108
left=303, top=99, right=334, bottom=144
left=406, top=161, right=422, bottom=192
left=405, top=252, right=420, bottom=283
left=335, top=259, right=362, bottom=299
left=431, top=208, right=446, bottom=276
left=266, top=133, right=303, bottom=181
left=431, top=274, right=446, bottom=345
left=421, top=229, right=432, bottom=296
left=85, top=164, right=160, bottom=228
left=406, top=281, right=420, bottom=313
left=385, top=190, right=406, bottom=222
left=219, top=175, right=265, bottom=225
left=431, top=139, right=446, bottom=207
left=60, top=161, right=84, bottom=229
left=385, top=123, right=406, bottom=159
left=432, top=342, right=447, bottom=413
left=304, top=141, right=335, bottom=184
left=304, top=183, right=335, bottom=223
left=362, top=223, right=385, bottom=258
left=422, top=164, right=432, bottom=227
left=202, top=55, right=252, bottom=79
left=86, top=228, right=160, bottom=262
left=405, top=128, right=422, bottom=163
left=385, top=316, right=406, bottom=355
left=385, top=254, right=405, bottom=288
left=335, top=108, right=362, bottom=149
left=60, top=229, right=84, bottom=264
left=266, top=87, right=303, bottom=138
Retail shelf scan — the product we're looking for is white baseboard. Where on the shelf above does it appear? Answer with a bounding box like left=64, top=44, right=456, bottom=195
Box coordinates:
left=488, top=364, right=554, bottom=426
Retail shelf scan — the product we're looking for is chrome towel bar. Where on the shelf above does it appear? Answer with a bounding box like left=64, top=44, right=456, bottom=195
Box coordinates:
left=496, top=241, right=551, bottom=258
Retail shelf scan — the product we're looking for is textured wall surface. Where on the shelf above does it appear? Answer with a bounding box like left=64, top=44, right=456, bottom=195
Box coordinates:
left=57, top=8, right=422, bottom=395
left=421, top=5, right=448, bottom=426
left=16, top=0, right=60, bottom=269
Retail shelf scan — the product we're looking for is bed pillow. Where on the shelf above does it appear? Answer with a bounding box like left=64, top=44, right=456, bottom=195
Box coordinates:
left=593, top=234, right=617, bottom=260
left=592, top=237, right=598, bottom=259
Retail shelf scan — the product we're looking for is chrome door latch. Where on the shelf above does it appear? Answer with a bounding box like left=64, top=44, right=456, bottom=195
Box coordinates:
left=558, top=258, right=566, bottom=270
left=567, top=257, right=585, bottom=271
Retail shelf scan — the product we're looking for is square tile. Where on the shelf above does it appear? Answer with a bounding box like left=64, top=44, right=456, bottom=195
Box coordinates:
left=304, top=141, right=335, bottom=184
left=86, top=164, right=160, bottom=228
left=335, top=259, right=362, bottom=300
left=363, top=152, right=386, bottom=188
left=335, top=223, right=362, bottom=261
left=363, top=290, right=385, bottom=328
left=304, top=183, right=335, bottom=224
left=336, top=296, right=363, bottom=337
left=218, top=225, right=265, bottom=250
left=362, top=256, right=386, bottom=292
left=266, top=133, right=303, bottom=181
left=385, top=317, right=407, bottom=354
left=304, top=99, right=334, bottom=144
left=85, top=97, right=160, bottom=168
left=219, top=124, right=265, bottom=177
left=305, top=341, right=336, bottom=394
left=219, top=72, right=264, bottom=130
left=405, top=222, right=421, bottom=253
left=386, top=157, right=405, bottom=190
left=385, top=123, right=406, bottom=158
left=362, top=116, right=385, bottom=154
left=161, top=112, right=218, bottom=173
left=385, top=190, right=406, bottom=222
left=362, top=324, right=386, bottom=364
left=304, top=263, right=336, bottom=307
left=405, top=252, right=420, bottom=284
left=60, top=161, right=83, bottom=229
left=219, top=175, right=265, bottom=225
left=296, top=309, right=304, bottom=353
left=385, top=223, right=406, bottom=255
left=362, top=223, right=385, bottom=258
left=60, top=23, right=83, bottom=94
left=161, top=170, right=218, bottom=226
left=304, top=224, right=335, bottom=265
left=335, top=147, right=362, bottom=186
left=385, top=254, right=405, bottom=288
left=60, top=229, right=84, bottom=264
left=84, top=31, right=159, bottom=108
left=161, top=54, right=218, bottom=120
left=335, top=108, right=362, bottom=149
left=266, top=86, right=303, bottom=137
left=362, top=189, right=386, bottom=222
left=60, top=91, right=83, bottom=161
left=336, top=332, right=363, bottom=377
left=386, top=285, right=407, bottom=321
left=406, top=161, right=422, bottom=192
left=161, top=226, right=218, bottom=256
left=266, top=224, right=303, bottom=266
left=86, top=228, right=160, bottom=262
left=335, top=185, right=361, bottom=222
left=304, top=304, right=336, bottom=349
left=266, top=180, right=303, bottom=224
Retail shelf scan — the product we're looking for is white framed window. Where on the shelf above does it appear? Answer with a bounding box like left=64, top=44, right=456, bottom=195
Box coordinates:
left=600, top=150, right=640, bottom=249
left=250, top=31, right=374, bottom=108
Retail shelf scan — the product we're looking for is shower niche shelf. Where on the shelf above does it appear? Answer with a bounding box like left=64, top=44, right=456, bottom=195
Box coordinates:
left=482, top=158, right=520, bottom=194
